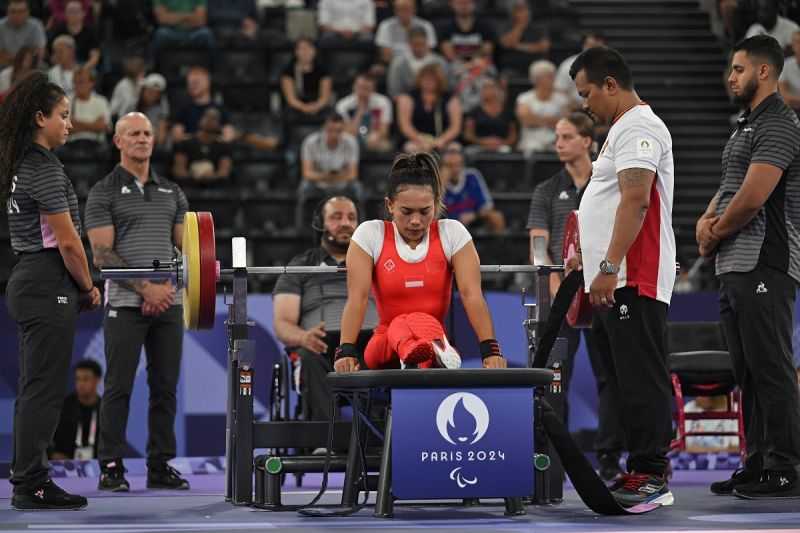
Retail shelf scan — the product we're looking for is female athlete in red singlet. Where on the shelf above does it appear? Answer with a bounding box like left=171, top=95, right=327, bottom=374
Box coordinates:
left=333, top=152, right=507, bottom=372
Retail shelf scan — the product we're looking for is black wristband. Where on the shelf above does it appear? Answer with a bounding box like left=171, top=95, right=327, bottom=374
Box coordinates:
left=334, top=343, right=359, bottom=361
left=479, top=339, right=502, bottom=360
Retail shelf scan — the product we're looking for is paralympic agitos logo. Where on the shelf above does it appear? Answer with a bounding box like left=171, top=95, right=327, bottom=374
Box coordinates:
left=420, top=392, right=507, bottom=489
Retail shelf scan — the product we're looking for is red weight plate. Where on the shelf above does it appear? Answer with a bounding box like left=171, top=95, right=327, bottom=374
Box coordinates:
left=196, top=211, right=217, bottom=329
left=562, top=210, right=593, bottom=328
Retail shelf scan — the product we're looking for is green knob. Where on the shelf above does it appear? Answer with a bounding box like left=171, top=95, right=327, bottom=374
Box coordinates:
left=265, top=456, right=283, bottom=475
left=534, top=453, right=551, bottom=471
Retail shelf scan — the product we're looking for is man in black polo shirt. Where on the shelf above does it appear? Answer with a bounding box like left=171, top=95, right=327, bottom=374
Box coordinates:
left=526, top=112, right=625, bottom=481
left=273, top=196, right=378, bottom=423
left=697, top=35, right=800, bottom=499
left=85, top=112, right=190, bottom=492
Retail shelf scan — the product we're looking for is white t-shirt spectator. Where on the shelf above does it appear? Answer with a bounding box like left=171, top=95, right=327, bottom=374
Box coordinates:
left=516, top=89, right=567, bottom=153
left=68, top=92, right=111, bottom=144
left=318, top=0, right=376, bottom=34
left=0, top=65, right=13, bottom=93
left=110, top=77, right=142, bottom=118
left=0, top=16, right=46, bottom=58
left=375, top=17, right=437, bottom=57
left=554, top=53, right=579, bottom=105
left=746, top=16, right=800, bottom=49
left=301, top=130, right=360, bottom=176
left=335, top=92, right=394, bottom=132
left=351, top=219, right=472, bottom=264
left=48, top=65, right=75, bottom=99
left=781, top=56, right=800, bottom=96
left=578, top=104, right=676, bottom=304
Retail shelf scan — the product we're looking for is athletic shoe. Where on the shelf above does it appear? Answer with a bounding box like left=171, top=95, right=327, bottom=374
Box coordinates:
left=598, top=452, right=624, bottom=482
left=734, top=469, right=800, bottom=500
left=612, top=472, right=674, bottom=507
left=147, top=463, right=190, bottom=490
left=710, top=466, right=761, bottom=495
left=402, top=339, right=436, bottom=366
left=432, top=336, right=461, bottom=369
left=98, top=460, right=130, bottom=492
left=11, top=479, right=87, bottom=510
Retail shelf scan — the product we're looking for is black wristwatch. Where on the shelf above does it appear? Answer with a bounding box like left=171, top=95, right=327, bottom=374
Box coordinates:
left=598, top=259, right=620, bottom=275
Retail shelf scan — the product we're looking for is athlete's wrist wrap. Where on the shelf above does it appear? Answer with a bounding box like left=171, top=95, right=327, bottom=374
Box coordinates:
left=479, top=339, right=502, bottom=360
left=334, top=343, right=359, bottom=361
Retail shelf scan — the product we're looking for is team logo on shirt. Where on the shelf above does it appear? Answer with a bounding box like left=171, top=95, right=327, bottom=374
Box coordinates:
left=57, top=296, right=69, bottom=305
left=383, top=259, right=396, bottom=272
left=619, top=304, right=630, bottom=320
left=558, top=190, right=570, bottom=201
left=121, top=185, right=132, bottom=194
left=756, top=282, right=768, bottom=294
left=637, top=138, right=654, bottom=157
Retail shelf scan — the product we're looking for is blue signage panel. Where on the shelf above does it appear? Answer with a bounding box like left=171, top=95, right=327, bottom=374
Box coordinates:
left=391, top=387, right=534, bottom=500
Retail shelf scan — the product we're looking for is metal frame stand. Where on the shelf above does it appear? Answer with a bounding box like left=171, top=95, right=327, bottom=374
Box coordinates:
left=524, top=266, right=566, bottom=504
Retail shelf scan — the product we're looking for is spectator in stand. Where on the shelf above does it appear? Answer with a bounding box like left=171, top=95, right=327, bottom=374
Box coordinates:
left=0, top=0, right=46, bottom=68
left=281, top=38, right=333, bottom=124
left=137, top=73, right=170, bottom=148
left=439, top=0, right=496, bottom=64
left=151, top=0, right=216, bottom=67
left=516, top=59, right=567, bottom=155
left=780, top=31, right=800, bottom=114
left=336, top=73, right=394, bottom=153
left=47, top=0, right=95, bottom=28
left=441, top=142, right=506, bottom=234
left=297, top=112, right=362, bottom=228
left=48, top=0, right=99, bottom=71
left=110, top=55, right=145, bottom=120
left=318, top=0, right=376, bottom=46
left=0, top=45, right=38, bottom=96
left=555, top=31, right=606, bottom=109
left=396, top=62, right=462, bottom=152
left=375, top=0, right=437, bottom=66
left=47, top=34, right=76, bottom=98
left=172, top=107, right=233, bottom=184
left=387, top=26, right=449, bottom=98
left=206, top=0, right=259, bottom=42
left=67, top=67, right=110, bottom=148
left=498, top=0, right=551, bottom=77
left=171, top=65, right=235, bottom=143
left=463, top=78, right=517, bottom=154
left=449, top=49, right=498, bottom=113
left=745, top=1, right=800, bottom=53
left=49, top=359, right=102, bottom=461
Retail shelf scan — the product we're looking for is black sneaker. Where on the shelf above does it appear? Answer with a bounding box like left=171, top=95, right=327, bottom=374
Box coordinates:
left=612, top=472, right=674, bottom=507
left=734, top=469, right=800, bottom=500
left=147, top=464, right=190, bottom=490
left=98, top=460, right=130, bottom=492
left=598, top=453, right=624, bottom=482
left=710, top=467, right=761, bottom=495
left=11, top=480, right=87, bottom=510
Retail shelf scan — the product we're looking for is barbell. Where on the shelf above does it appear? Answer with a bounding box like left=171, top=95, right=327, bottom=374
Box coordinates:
left=100, top=212, right=565, bottom=330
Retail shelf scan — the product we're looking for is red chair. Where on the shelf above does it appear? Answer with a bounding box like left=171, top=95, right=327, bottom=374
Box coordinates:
left=667, top=322, right=745, bottom=457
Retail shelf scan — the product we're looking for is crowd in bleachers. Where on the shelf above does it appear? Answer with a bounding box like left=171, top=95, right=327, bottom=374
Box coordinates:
left=0, top=0, right=593, bottom=242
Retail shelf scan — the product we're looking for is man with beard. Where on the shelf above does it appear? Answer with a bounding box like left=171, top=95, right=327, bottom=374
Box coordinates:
left=273, top=195, right=378, bottom=422
left=569, top=46, right=676, bottom=507
left=697, top=34, right=800, bottom=500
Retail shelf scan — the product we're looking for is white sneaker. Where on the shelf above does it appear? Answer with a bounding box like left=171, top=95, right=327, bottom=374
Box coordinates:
left=433, top=336, right=461, bottom=369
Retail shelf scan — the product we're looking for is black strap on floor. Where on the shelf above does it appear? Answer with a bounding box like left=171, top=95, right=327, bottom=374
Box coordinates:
left=532, top=271, right=660, bottom=515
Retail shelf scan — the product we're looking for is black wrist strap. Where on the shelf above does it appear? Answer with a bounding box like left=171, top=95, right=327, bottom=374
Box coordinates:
left=479, top=339, right=502, bottom=360
left=334, top=343, right=359, bottom=361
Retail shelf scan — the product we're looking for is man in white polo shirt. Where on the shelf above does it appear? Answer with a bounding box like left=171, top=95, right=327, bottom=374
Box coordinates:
left=569, top=46, right=676, bottom=508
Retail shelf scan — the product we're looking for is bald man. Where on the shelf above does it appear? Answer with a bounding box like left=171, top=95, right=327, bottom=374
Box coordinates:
left=85, top=112, right=191, bottom=492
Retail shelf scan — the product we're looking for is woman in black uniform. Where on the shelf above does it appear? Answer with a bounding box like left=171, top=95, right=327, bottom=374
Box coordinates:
left=2, top=72, right=101, bottom=510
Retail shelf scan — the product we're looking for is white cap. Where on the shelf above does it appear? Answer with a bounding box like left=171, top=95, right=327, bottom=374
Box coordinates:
left=142, top=73, right=166, bottom=91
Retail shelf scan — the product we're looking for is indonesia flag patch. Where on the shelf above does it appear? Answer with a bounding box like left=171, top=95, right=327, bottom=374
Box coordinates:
left=404, top=276, right=424, bottom=288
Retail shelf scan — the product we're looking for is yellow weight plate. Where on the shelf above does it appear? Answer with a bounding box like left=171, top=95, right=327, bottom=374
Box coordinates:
left=182, top=211, right=201, bottom=330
